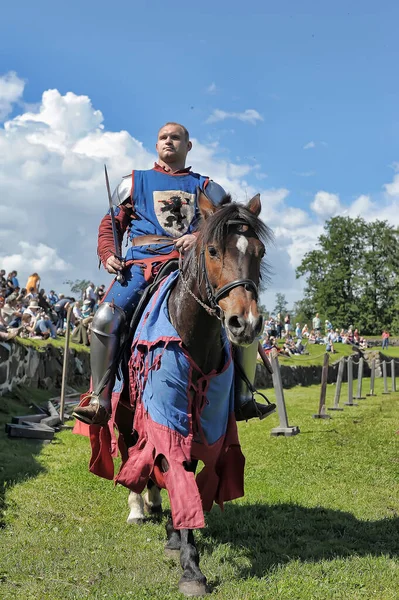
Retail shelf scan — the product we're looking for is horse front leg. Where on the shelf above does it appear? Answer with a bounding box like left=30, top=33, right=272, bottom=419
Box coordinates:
left=144, top=480, right=162, bottom=516
left=178, top=528, right=207, bottom=597
left=126, top=491, right=145, bottom=525
left=164, top=516, right=181, bottom=559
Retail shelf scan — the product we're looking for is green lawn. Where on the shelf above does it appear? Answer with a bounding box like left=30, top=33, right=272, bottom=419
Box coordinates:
left=0, top=378, right=398, bottom=599
left=16, top=336, right=89, bottom=353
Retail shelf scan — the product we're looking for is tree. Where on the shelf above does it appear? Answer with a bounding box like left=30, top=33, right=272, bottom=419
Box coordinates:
left=64, top=279, right=91, bottom=300
left=296, top=216, right=399, bottom=334
left=273, top=293, right=288, bottom=317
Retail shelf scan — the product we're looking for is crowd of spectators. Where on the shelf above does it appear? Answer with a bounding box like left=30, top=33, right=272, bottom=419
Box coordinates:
left=261, top=311, right=375, bottom=357
left=0, top=269, right=106, bottom=346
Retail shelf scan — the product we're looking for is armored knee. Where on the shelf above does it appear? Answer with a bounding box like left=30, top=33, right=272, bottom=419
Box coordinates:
left=91, top=302, right=126, bottom=339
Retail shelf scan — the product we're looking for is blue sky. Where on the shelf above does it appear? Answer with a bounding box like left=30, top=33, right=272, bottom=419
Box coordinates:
left=1, top=1, right=398, bottom=310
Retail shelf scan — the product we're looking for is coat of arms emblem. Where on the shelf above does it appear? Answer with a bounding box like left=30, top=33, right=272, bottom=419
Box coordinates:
left=153, top=190, right=196, bottom=237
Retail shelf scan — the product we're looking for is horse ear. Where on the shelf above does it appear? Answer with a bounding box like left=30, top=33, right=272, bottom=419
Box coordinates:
left=246, top=193, right=261, bottom=217
left=198, top=190, right=217, bottom=220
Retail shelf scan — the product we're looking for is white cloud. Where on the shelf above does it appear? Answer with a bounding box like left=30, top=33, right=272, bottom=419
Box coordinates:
left=347, top=194, right=372, bottom=217
left=384, top=173, right=399, bottom=197
left=1, top=74, right=398, bottom=314
left=303, top=141, right=327, bottom=150
left=0, top=71, right=25, bottom=120
left=0, top=242, right=70, bottom=277
left=206, top=108, right=263, bottom=125
left=206, top=82, right=217, bottom=94
left=310, top=191, right=341, bottom=217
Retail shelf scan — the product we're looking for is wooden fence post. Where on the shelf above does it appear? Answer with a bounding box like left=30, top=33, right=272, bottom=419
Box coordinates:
left=344, top=356, right=358, bottom=406
left=59, top=305, right=73, bottom=424
left=366, top=358, right=376, bottom=397
left=355, top=357, right=365, bottom=400
left=270, top=352, right=300, bottom=437
left=313, top=353, right=331, bottom=419
left=328, top=357, right=345, bottom=411
left=382, top=361, right=390, bottom=394
left=391, top=359, right=396, bottom=393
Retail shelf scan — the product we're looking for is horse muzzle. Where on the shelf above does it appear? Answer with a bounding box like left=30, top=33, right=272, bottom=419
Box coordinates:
left=224, top=311, right=263, bottom=346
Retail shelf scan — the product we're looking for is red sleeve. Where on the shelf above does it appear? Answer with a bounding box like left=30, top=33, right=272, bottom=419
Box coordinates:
left=97, top=206, right=131, bottom=268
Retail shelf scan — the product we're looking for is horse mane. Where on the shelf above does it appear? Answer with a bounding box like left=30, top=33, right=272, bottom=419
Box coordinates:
left=196, top=194, right=274, bottom=285
left=197, top=193, right=272, bottom=245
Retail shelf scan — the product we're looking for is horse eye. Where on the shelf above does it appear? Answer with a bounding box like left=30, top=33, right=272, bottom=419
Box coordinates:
left=208, top=246, right=218, bottom=257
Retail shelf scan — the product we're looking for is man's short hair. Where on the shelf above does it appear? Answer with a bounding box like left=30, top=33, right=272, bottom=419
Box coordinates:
left=158, top=122, right=190, bottom=141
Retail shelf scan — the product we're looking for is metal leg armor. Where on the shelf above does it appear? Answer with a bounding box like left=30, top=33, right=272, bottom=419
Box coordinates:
left=73, top=302, right=126, bottom=426
left=234, top=340, right=276, bottom=421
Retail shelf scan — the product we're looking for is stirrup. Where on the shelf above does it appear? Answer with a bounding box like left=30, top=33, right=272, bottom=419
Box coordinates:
left=72, top=394, right=111, bottom=426
left=235, top=390, right=276, bottom=422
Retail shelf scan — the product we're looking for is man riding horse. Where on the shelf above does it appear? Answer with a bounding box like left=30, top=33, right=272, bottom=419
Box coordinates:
left=73, top=122, right=273, bottom=426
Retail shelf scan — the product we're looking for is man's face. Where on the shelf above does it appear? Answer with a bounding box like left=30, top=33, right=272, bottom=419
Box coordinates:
left=156, top=125, right=192, bottom=164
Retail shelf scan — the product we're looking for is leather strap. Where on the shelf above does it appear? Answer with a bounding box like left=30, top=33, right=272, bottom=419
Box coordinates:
left=131, top=235, right=176, bottom=246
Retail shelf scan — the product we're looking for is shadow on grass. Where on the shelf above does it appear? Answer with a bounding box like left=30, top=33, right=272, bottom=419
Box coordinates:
left=202, top=503, right=399, bottom=577
left=0, top=388, right=49, bottom=529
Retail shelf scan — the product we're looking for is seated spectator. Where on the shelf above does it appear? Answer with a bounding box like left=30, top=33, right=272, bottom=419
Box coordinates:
left=73, top=300, right=83, bottom=323
left=262, top=335, right=279, bottom=354
left=295, top=339, right=308, bottom=354
left=0, top=269, right=6, bottom=287
left=353, top=329, right=360, bottom=345
left=18, top=312, right=36, bottom=338
left=359, top=337, right=368, bottom=350
left=38, top=289, right=52, bottom=312
left=34, top=309, right=57, bottom=339
left=295, top=323, right=302, bottom=339
left=5, top=273, right=16, bottom=298
left=309, top=329, right=317, bottom=343
left=81, top=299, right=93, bottom=318
left=0, top=297, right=22, bottom=328
left=25, top=286, right=38, bottom=302
left=47, top=290, right=59, bottom=306
left=301, top=323, right=309, bottom=338
left=325, top=319, right=333, bottom=333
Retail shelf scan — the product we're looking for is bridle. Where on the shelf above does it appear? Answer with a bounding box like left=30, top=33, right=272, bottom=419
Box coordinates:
left=178, top=218, right=260, bottom=320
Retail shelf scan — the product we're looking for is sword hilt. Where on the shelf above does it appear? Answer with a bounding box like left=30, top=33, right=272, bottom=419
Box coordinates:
left=116, top=271, right=125, bottom=285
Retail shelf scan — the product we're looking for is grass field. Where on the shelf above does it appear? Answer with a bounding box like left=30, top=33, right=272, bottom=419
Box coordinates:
left=0, top=378, right=398, bottom=600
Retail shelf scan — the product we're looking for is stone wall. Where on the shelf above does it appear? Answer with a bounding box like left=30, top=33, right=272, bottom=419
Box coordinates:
left=0, top=340, right=90, bottom=396
left=0, top=341, right=390, bottom=398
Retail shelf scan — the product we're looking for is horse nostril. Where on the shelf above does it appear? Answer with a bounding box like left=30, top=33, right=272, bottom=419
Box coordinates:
left=227, top=315, right=246, bottom=335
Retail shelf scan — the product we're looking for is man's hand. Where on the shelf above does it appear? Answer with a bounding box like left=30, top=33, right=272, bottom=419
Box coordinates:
left=105, top=254, right=125, bottom=274
left=175, top=234, right=197, bottom=253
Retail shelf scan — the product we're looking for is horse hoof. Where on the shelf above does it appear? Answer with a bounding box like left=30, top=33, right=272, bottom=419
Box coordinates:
left=164, top=547, right=180, bottom=560
left=144, top=502, right=162, bottom=515
left=126, top=517, right=145, bottom=525
left=178, top=579, right=208, bottom=597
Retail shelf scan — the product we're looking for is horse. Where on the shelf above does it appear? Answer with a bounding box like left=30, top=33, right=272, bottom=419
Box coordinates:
left=92, top=191, right=271, bottom=596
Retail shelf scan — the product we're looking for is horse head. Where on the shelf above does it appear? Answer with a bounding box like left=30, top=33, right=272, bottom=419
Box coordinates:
left=196, top=192, right=272, bottom=347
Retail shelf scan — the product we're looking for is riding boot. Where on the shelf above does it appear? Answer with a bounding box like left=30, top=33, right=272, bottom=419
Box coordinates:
left=73, top=302, right=126, bottom=426
left=234, top=340, right=276, bottom=421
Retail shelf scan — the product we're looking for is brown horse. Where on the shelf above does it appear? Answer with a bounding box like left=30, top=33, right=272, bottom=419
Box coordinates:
left=117, top=191, right=272, bottom=596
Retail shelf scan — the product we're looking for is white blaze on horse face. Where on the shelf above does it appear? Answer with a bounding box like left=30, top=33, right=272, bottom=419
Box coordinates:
left=127, top=491, right=145, bottom=524
left=248, top=307, right=258, bottom=328
left=236, top=235, right=248, bottom=255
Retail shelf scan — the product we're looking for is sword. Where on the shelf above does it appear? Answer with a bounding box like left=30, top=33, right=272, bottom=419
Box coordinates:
left=104, top=164, right=125, bottom=284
